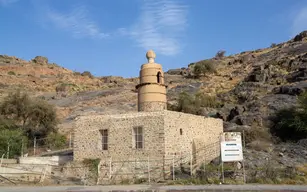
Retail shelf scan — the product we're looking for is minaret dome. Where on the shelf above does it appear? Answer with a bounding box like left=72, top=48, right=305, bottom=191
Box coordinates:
left=136, top=50, right=167, bottom=112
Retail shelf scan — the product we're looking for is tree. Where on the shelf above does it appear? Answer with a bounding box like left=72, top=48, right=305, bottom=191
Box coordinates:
left=0, top=90, right=58, bottom=139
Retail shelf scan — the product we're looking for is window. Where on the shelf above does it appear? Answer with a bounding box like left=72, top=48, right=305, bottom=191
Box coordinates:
left=133, top=126, right=144, bottom=149
left=180, top=128, right=183, bottom=135
left=157, top=72, right=161, bottom=83
left=100, top=129, right=108, bottom=150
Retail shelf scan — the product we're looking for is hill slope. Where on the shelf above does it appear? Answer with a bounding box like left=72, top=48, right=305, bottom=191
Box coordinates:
left=0, top=31, right=307, bottom=173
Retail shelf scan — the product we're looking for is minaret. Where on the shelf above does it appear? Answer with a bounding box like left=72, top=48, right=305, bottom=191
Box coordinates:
left=136, top=50, right=167, bottom=112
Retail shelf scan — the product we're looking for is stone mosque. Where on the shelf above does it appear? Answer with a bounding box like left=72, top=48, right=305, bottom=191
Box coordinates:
left=74, top=50, right=223, bottom=180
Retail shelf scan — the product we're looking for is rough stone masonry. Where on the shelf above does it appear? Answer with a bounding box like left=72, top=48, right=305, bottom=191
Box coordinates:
left=73, top=50, right=223, bottom=181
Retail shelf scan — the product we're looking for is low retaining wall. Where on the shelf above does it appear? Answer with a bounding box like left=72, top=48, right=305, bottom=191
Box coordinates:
left=0, top=159, right=17, bottom=164
left=19, top=156, right=73, bottom=166
left=0, top=164, right=51, bottom=182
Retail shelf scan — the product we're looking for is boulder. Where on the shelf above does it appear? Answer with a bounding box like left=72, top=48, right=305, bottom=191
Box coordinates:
left=272, top=81, right=307, bottom=95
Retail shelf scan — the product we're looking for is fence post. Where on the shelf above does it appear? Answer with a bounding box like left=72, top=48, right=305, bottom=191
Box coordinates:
left=0, top=154, right=4, bottom=168
left=190, top=143, right=193, bottom=176
left=221, top=162, right=224, bottom=183
left=34, top=137, right=37, bottom=156
left=97, top=159, right=101, bottom=185
left=21, top=138, right=24, bottom=157
left=242, top=130, right=246, bottom=148
left=172, top=154, right=175, bottom=180
left=242, top=160, right=246, bottom=184
left=7, top=141, right=10, bottom=159
left=147, top=156, right=150, bottom=183
left=204, top=144, right=206, bottom=173
left=69, top=132, right=72, bottom=148
left=109, top=157, right=112, bottom=179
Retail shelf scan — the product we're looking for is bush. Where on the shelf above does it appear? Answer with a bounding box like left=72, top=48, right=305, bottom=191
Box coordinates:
left=271, top=43, right=277, bottom=48
left=215, top=50, right=226, bottom=59
left=271, top=92, right=307, bottom=141
left=244, top=126, right=271, bottom=144
left=83, top=158, right=101, bottom=181
left=193, top=60, right=216, bottom=78
left=168, top=91, right=220, bottom=115
left=7, top=71, right=15, bottom=75
left=46, top=132, right=67, bottom=150
left=56, top=83, right=69, bottom=92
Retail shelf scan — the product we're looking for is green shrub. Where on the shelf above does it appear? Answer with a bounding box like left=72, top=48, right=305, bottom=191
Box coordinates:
left=193, top=60, right=216, bottom=78
left=168, top=91, right=220, bottom=115
left=0, top=128, right=28, bottom=158
left=244, top=126, right=271, bottom=144
left=55, top=83, right=68, bottom=92
left=83, top=158, right=101, bottom=180
left=46, top=132, right=67, bottom=150
left=271, top=92, right=307, bottom=141
left=7, top=71, right=15, bottom=75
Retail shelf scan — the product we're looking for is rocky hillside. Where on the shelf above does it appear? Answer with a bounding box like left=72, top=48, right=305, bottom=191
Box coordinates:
left=0, top=31, right=307, bottom=168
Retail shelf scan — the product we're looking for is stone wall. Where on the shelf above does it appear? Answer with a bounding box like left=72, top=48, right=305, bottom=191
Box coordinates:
left=138, top=101, right=167, bottom=112
left=19, top=156, right=73, bottom=166
left=163, top=110, right=223, bottom=166
left=74, top=112, right=165, bottom=161
left=0, top=163, right=51, bottom=181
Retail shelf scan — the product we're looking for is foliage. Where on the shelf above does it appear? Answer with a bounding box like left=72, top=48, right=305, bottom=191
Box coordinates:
left=0, top=128, right=28, bottom=158
left=0, top=116, right=18, bottom=130
left=0, top=90, right=58, bottom=139
left=270, top=43, right=277, bottom=48
left=215, top=50, right=226, bottom=59
left=271, top=92, right=307, bottom=141
left=168, top=91, right=220, bottom=115
left=46, top=132, right=67, bottom=150
left=7, top=71, right=15, bottom=75
left=55, top=83, right=69, bottom=92
left=244, top=126, right=271, bottom=144
left=193, top=60, right=216, bottom=78
left=83, top=158, right=101, bottom=180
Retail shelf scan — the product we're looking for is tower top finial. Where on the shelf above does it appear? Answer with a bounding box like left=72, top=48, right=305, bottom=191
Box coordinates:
left=146, top=50, right=156, bottom=63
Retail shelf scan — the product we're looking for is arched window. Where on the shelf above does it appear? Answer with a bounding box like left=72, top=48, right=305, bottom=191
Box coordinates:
left=157, top=71, right=161, bottom=83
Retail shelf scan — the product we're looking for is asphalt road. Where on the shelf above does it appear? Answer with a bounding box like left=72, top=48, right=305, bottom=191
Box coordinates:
left=0, top=184, right=307, bottom=192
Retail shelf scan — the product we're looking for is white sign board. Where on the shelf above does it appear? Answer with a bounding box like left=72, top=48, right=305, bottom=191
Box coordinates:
left=220, top=132, right=243, bottom=162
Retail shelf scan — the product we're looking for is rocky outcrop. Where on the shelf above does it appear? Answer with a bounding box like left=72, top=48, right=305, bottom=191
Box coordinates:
left=293, top=31, right=307, bottom=42
left=32, top=56, right=48, bottom=64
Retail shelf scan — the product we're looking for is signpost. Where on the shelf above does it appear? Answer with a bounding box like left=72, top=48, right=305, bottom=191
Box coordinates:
left=220, top=132, right=245, bottom=183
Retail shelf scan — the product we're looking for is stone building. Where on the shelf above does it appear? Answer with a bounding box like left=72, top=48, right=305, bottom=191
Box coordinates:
left=74, top=50, right=223, bottom=181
